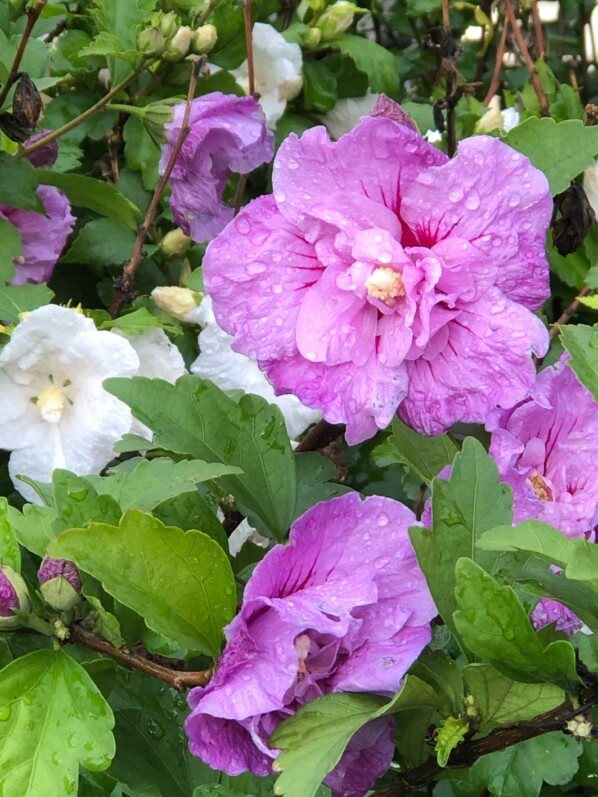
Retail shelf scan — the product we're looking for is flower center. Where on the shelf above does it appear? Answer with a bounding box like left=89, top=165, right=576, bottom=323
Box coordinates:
left=365, top=267, right=405, bottom=306
left=294, top=633, right=311, bottom=675
left=36, top=385, right=66, bottom=424
left=529, top=472, right=553, bottom=503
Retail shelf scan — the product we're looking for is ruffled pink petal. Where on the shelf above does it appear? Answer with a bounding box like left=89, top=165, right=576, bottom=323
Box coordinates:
left=265, top=352, right=409, bottom=445
left=204, top=195, right=322, bottom=360
left=400, top=135, right=551, bottom=309
left=273, top=117, right=446, bottom=241
left=399, top=289, right=549, bottom=435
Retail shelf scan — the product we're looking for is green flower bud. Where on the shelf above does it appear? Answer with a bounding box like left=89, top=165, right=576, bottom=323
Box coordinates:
left=316, top=1, right=362, bottom=40
left=192, top=24, right=218, bottom=54
left=159, top=10, right=179, bottom=40
left=299, top=27, right=322, bottom=48
left=137, top=26, right=166, bottom=54
left=159, top=228, right=193, bottom=258
left=38, top=557, right=82, bottom=613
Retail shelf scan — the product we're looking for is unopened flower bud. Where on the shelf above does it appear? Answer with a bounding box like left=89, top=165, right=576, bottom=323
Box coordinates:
left=159, top=11, right=179, bottom=40
left=138, top=26, right=166, bottom=54
left=463, top=694, right=478, bottom=719
left=38, top=557, right=81, bottom=612
left=98, top=68, right=111, bottom=89
left=316, top=1, right=359, bottom=40
left=163, top=26, right=193, bottom=61
left=565, top=714, right=593, bottom=739
left=159, top=228, right=192, bottom=257
left=151, top=286, right=202, bottom=320
left=0, top=566, right=31, bottom=629
left=192, top=24, right=218, bottom=54
left=24, top=129, right=59, bottom=168
left=300, top=27, right=322, bottom=48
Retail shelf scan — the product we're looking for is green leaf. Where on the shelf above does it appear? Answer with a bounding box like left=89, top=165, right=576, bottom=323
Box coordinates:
left=0, top=649, right=115, bottom=796
left=331, top=34, right=399, bottom=94
left=270, top=693, right=386, bottom=797
left=463, top=664, right=565, bottom=729
left=101, top=307, right=180, bottom=336
left=574, top=633, right=598, bottom=673
left=504, top=117, right=598, bottom=195
left=271, top=674, right=439, bottom=797
left=0, top=153, right=41, bottom=212
left=49, top=509, right=236, bottom=656
left=89, top=457, right=242, bottom=511
left=62, top=219, right=137, bottom=268
left=377, top=418, right=458, bottom=484
left=104, top=376, right=297, bottom=538
left=0, top=284, right=55, bottom=324
left=434, top=716, right=469, bottom=767
left=88, top=0, right=157, bottom=83
left=0, top=498, right=20, bottom=570
left=108, top=670, right=217, bottom=797
left=0, top=218, right=20, bottom=282
left=560, top=323, right=598, bottom=401
left=409, top=437, right=512, bottom=641
left=293, top=453, right=351, bottom=522
left=302, top=61, right=337, bottom=113
left=79, top=32, right=139, bottom=64
left=7, top=503, right=59, bottom=557
left=478, top=520, right=598, bottom=590
left=452, top=732, right=582, bottom=797
left=152, top=490, right=228, bottom=551
left=35, top=170, right=141, bottom=229
left=52, top=470, right=122, bottom=530
left=123, top=116, right=160, bottom=191
left=453, top=558, right=579, bottom=689
left=498, top=552, right=598, bottom=633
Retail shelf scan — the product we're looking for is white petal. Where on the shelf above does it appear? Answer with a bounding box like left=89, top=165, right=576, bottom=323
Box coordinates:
left=117, top=328, right=186, bottom=382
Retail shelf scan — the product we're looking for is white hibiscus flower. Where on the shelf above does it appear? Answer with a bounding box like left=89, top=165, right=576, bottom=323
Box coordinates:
left=231, top=23, right=303, bottom=129
left=0, top=305, right=139, bottom=502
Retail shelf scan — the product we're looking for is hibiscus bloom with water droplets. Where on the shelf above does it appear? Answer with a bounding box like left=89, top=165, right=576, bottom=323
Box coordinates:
left=204, top=101, right=551, bottom=443
left=185, top=492, right=435, bottom=796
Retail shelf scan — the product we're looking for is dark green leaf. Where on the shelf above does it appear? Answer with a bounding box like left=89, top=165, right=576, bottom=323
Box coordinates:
left=302, top=61, right=337, bottom=113
left=377, top=418, right=458, bottom=484
left=0, top=284, right=54, bottom=323
left=36, top=170, right=141, bottom=229
left=0, top=153, right=41, bottom=212
left=410, top=438, right=512, bottom=641
left=104, top=376, right=297, bottom=538
left=0, top=218, right=20, bottom=282
left=453, top=558, right=580, bottom=689
left=560, top=323, right=598, bottom=400
left=0, top=497, right=20, bottom=570
left=331, top=34, right=399, bottom=94
left=62, top=219, right=137, bottom=268
left=293, top=453, right=351, bottom=522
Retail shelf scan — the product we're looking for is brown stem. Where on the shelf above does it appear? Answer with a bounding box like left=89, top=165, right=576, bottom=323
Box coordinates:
left=378, top=683, right=598, bottom=794
left=295, top=420, right=344, bottom=453
left=441, top=0, right=457, bottom=157
left=503, top=0, right=549, bottom=115
left=549, top=284, right=591, bottom=341
left=0, top=0, right=47, bottom=110
left=19, top=64, right=152, bottom=159
left=483, top=18, right=510, bottom=106
left=70, top=626, right=212, bottom=691
left=243, top=0, right=256, bottom=98
left=232, top=174, right=249, bottom=215
left=110, top=57, right=208, bottom=317
left=530, top=0, right=545, bottom=59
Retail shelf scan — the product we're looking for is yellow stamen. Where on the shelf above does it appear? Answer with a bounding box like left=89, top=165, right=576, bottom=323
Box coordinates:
left=365, top=267, right=405, bottom=306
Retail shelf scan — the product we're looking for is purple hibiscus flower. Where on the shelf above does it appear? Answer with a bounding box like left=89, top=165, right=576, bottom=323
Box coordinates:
left=488, top=355, right=597, bottom=540
left=203, top=101, right=551, bottom=444
left=0, top=185, right=75, bottom=284
left=186, top=492, right=435, bottom=795
left=160, top=92, right=274, bottom=243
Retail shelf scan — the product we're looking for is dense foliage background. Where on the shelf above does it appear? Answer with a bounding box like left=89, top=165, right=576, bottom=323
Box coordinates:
left=0, top=0, right=597, bottom=796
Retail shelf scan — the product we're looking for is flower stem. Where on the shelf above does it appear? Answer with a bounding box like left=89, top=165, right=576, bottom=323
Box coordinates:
left=483, top=16, right=510, bottom=106
left=69, top=626, right=213, bottom=691
left=503, top=0, right=549, bottom=115
left=17, top=61, right=156, bottom=160
left=0, top=0, right=47, bottom=111
left=243, top=0, right=256, bottom=98
left=441, top=0, right=457, bottom=157
left=549, top=283, right=592, bottom=341
left=110, top=57, right=209, bottom=318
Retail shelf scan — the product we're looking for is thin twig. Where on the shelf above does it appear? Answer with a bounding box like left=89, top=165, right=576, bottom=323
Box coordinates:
left=0, top=0, right=47, bottom=110
left=110, top=57, right=207, bottom=317
left=70, top=626, right=212, bottom=691
left=529, top=0, right=545, bottom=59
left=503, top=0, right=549, bottom=115
left=243, top=0, right=256, bottom=97
left=483, top=18, right=510, bottom=106
left=441, top=0, right=457, bottom=157
left=549, top=284, right=591, bottom=341
left=378, top=682, right=598, bottom=794
left=295, top=420, right=344, bottom=453
left=18, top=63, right=154, bottom=159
